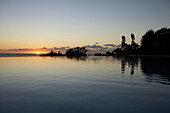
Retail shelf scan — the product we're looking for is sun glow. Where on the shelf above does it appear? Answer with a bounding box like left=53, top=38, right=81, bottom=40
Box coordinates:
left=36, top=52, right=40, bottom=55
left=27, top=51, right=47, bottom=54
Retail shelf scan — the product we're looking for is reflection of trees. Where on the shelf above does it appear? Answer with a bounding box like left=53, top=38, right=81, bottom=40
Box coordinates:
left=119, top=56, right=138, bottom=75
left=51, top=56, right=170, bottom=86
left=129, top=57, right=138, bottom=75
left=121, top=58, right=126, bottom=74
left=66, top=56, right=116, bottom=64
left=66, top=56, right=88, bottom=61
left=141, top=57, right=170, bottom=85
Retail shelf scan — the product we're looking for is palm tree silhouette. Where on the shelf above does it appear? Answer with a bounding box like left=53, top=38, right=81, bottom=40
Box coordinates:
left=121, top=35, right=126, bottom=48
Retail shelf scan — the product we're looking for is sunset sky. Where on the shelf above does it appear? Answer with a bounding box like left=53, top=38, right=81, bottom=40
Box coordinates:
left=0, top=0, right=170, bottom=53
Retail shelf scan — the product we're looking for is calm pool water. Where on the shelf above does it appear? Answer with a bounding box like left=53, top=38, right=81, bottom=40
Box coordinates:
left=0, top=56, right=170, bottom=113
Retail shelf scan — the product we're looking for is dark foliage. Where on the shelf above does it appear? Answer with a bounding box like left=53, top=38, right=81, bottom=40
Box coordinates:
left=141, top=27, right=170, bottom=55
left=94, top=53, right=105, bottom=56
left=106, top=51, right=112, bottom=56
left=113, top=33, right=138, bottom=56
left=121, top=35, right=127, bottom=48
left=65, top=47, right=88, bottom=56
left=41, top=50, right=64, bottom=56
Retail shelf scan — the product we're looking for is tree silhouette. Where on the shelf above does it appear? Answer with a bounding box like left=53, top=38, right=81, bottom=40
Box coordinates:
left=131, top=33, right=135, bottom=45
left=121, top=35, right=126, bottom=48
left=140, top=27, right=170, bottom=55
left=140, top=30, right=155, bottom=54
left=131, top=33, right=135, bottom=41
left=65, top=47, right=88, bottom=56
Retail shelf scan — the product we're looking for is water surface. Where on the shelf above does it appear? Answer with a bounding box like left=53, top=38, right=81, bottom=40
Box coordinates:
left=0, top=56, right=170, bottom=113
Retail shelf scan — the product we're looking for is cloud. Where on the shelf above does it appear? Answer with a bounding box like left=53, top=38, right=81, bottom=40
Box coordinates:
left=104, top=44, right=118, bottom=47
left=0, top=43, right=119, bottom=54
left=0, top=46, right=70, bottom=53
left=52, top=47, right=70, bottom=51
left=84, top=44, right=108, bottom=49
left=41, top=47, right=48, bottom=49
left=1, top=48, right=34, bottom=52
left=83, top=44, right=114, bottom=53
left=117, top=44, right=121, bottom=47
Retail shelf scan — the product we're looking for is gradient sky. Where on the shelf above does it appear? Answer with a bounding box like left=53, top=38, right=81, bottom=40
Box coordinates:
left=0, top=0, right=170, bottom=51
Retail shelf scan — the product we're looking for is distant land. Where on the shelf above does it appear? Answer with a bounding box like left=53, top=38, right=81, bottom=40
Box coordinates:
left=40, top=27, right=170, bottom=57
left=0, top=27, right=170, bottom=56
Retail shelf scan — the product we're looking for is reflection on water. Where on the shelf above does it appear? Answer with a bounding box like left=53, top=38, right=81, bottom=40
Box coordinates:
left=66, top=56, right=88, bottom=61
left=140, top=57, right=170, bottom=85
left=66, top=56, right=170, bottom=85
left=0, top=56, right=170, bottom=113
left=118, top=56, right=138, bottom=75
left=117, top=56, right=170, bottom=85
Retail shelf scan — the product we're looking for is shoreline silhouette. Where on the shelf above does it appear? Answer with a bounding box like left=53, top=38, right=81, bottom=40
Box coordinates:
left=41, top=27, right=170, bottom=57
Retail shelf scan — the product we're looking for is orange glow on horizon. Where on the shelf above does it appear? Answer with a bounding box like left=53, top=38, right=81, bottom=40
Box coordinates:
left=0, top=50, right=66, bottom=54
left=28, top=51, right=48, bottom=54
left=0, top=51, right=49, bottom=54
left=36, top=52, right=40, bottom=55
